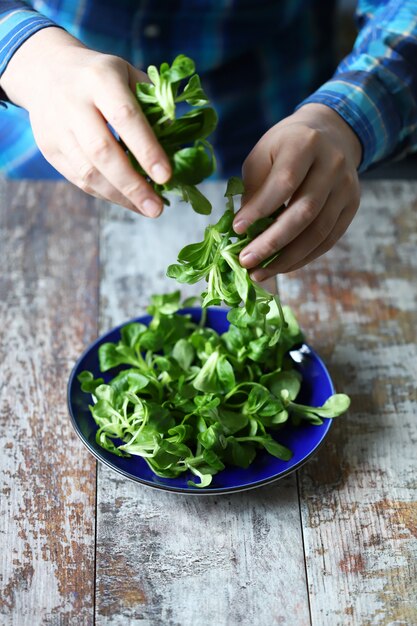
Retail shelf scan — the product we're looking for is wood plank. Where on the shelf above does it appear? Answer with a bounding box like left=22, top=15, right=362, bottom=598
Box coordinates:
left=0, top=181, right=99, bottom=625
left=95, top=183, right=311, bottom=625
left=279, top=180, right=417, bottom=625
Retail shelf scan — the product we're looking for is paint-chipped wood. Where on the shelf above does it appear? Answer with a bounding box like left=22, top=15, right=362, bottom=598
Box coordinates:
left=3, top=177, right=415, bottom=625
left=95, top=183, right=311, bottom=625
left=0, top=181, right=99, bottom=625
left=279, top=180, right=417, bottom=625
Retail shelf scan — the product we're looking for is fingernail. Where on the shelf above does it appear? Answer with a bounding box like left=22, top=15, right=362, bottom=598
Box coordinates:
left=240, top=251, right=261, bottom=268
left=142, top=198, right=162, bottom=217
left=233, top=219, right=250, bottom=234
left=151, top=163, right=170, bottom=184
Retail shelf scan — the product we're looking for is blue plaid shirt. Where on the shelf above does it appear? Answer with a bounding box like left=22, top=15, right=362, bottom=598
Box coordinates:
left=0, top=0, right=416, bottom=178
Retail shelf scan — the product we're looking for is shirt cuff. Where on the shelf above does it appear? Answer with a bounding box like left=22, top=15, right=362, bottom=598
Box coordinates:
left=0, top=6, right=59, bottom=103
left=296, top=70, right=403, bottom=173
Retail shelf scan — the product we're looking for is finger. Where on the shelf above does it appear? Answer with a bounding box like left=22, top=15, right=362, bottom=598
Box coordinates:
left=73, top=106, right=163, bottom=217
left=53, top=152, right=139, bottom=211
left=252, top=204, right=355, bottom=279
left=239, top=162, right=333, bottom=269
left=60, top=133, right=141, bottom=212
left=50, top=153, right=101, bottom=196
left=239, top=139, right=275, bottom=205
left=233, top=140, right=314, bottom=234
left=284, top=205, right=356, bottom=272
left=54, top=153, right=114, bottom=200
left=93, top=66, right=171, bottom=185
left=250, top=190, right=344, bottom=277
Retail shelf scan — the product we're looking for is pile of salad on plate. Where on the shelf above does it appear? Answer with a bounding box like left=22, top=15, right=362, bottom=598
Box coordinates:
left=78, top=56, right=350, bottom=488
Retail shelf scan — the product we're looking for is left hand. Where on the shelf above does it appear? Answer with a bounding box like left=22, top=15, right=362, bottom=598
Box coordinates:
left=233, top=103, right=362, bottom=279
left=0, top=28, right=171, bottom=217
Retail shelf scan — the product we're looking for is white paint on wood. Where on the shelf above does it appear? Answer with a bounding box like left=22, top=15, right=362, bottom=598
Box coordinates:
left=280, top=181, right=417, bottom=626
left=4, top=178, right=416, bottom=625
left=0, top=182, right=97, bottom=625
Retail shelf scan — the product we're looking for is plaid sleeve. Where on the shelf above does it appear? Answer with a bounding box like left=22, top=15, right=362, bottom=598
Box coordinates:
left=297, top=1, right=417, bottom=172
left=0, top=1, right=58, bottom=81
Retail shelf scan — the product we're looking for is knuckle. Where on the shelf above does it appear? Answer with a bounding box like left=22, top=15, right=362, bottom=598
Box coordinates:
left=139, top=145, right=160, bottom=169
left=304, top=127, right=320, bottom=147
left=259, top=237, right=278, bottom=260
left=298, top=196, right=321, bottom=222
left=122, top=180, right=146, bottom=199
left=79, top=163, right=97, bottom=186
left=87, top=136, right=112, bottom=162
left=89, top=53, right=123, bottom=77
left=332, top=151, right=346, bottom=170
left=110, top=102, right=139, bottom=126
left=77, top=178, right=94, bottom=194
left=343, top=171, right=355, bottom=187
left=279, top=169, right=298, bottom=197
left=102, top=53, right=123, bottom=68
left=252, top=206, right=271, bottom=220
left=312, top=219, right=331, bottom=242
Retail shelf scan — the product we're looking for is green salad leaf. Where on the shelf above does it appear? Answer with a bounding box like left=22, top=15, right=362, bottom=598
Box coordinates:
left=123, top=55, right=218, bottom=214
left=166, top=176, right=291, bottom=349
left=78, top=293, right=350, bottom=488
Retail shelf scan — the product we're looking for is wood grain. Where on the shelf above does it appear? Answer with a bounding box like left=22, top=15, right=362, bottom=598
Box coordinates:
left=279, top=181, right=417, bottom=625
left=0, top=181, right=99, bottom=625
left=95, top=183, right=310, bottom=625
left=4, top=178, right=414, bottom=625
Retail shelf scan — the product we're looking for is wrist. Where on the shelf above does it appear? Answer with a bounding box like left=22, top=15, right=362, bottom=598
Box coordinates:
left=293, top=103, right=362, bottom=169
left=0, top=27, right=86, bottom=109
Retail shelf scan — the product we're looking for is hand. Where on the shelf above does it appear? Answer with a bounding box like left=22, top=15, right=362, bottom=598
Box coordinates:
left=233, top=103, right=362, bottom=278
left=0, top=28, right=171, bottom=216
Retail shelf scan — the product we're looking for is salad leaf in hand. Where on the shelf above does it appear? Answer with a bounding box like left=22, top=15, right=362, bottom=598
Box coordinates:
left=123, top=55, right=218, bottom=214
left=167, top=176, right=289, bottom=346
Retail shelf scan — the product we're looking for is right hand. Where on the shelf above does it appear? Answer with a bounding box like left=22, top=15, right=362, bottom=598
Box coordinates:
left=0, top=27, right=171, bottom=216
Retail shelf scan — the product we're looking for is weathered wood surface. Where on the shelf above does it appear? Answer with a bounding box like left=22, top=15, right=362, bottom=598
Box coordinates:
left=95, top=184, right=310, bottom=625
left=0, top=182, right=99, bottom=625
left=1, top=179, right=416, bottom=625
left=280, top=180, right=417, bottom=625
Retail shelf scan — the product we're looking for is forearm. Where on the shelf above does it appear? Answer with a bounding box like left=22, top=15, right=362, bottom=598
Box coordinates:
left=298, top=0, right=417, bottom=172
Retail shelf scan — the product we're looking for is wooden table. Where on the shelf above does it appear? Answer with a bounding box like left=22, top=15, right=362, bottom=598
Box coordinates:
left=1, top=179, right=416, bottom=625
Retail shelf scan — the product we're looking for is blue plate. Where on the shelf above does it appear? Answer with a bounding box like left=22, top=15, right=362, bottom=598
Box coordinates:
left=67, top=307, right=334, bottom=495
